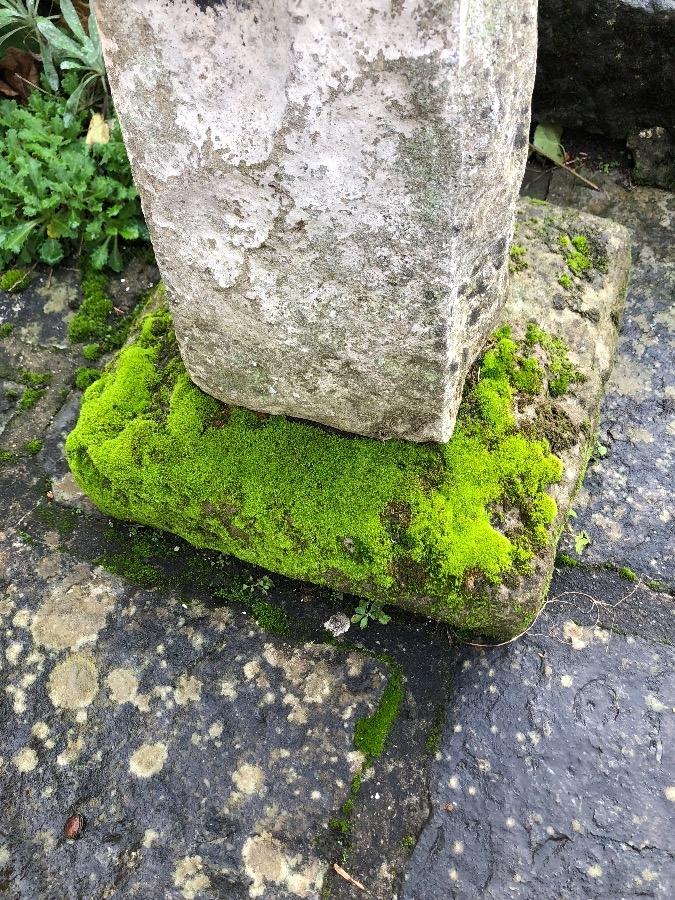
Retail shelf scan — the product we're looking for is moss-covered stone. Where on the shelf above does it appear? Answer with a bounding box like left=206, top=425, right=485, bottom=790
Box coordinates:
left=65, top=303, right=584, bottom=637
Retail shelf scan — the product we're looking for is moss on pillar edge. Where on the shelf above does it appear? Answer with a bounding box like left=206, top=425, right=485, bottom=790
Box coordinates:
left=65, top=297, right=583, bottom=638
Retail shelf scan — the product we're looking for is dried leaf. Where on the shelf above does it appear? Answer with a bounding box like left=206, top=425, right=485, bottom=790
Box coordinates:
left=85, top=112, right=110, bottom=145
left=0, top=47, right=39, bottom=101
left=333, top=864, right=365, bottom=891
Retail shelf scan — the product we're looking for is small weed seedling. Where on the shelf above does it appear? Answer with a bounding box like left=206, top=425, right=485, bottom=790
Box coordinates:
left=351, top=599, right=391, bottom=629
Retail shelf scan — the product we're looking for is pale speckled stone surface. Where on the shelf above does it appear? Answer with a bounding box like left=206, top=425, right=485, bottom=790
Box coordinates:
left=92, top=0, right=537, bottom=441
left=545, top=173, right=675, bottom=587
left=0, top=541, right=386, bottom=898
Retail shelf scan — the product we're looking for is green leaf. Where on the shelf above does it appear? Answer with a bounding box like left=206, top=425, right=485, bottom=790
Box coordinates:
left=89, top=240, right=109, bottom=270
left=574, top=530, right=591, bottom=556
left=37, top=19, right=88, bottom=62
left=60, top=0, right=87, bottom=43
left=39, top=237, right=63, bottom=265
left=88, top=9, right=102, bottom=58
left=118, top=224, right=139, bottom=240
left=108, top=235, right=123, bottom=271
left=1, top=220, right=37, bottom=253
left=532, top=122, right=565, bottom=166
left=63, top=77, right=90, bottom=127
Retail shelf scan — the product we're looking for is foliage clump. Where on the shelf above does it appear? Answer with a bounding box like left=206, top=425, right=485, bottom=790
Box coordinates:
left=74, top=366, right=100, bottom=390
left=0, top=91, right=146, bottom=271
left=508, top=244, right=528, bottom=273
left=18, top=369, right=51, bottom=409
left=66, top=306, right=578, bottom=636
left=0, top=268, right=30, bottom=292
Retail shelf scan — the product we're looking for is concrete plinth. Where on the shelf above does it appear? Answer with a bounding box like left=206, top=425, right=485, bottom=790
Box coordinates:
left=66, top=200, right=630, bottom=637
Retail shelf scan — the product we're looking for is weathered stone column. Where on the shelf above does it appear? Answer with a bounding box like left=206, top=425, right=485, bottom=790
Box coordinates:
left=93, top=0, right=537, bottom=442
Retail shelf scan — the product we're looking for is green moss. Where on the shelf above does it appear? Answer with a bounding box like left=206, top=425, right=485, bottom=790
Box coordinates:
left=402, top=835, right=416, bottom=849
left=75, top=367, right=101, bottom=391
left=559, top=230, right=609, bottom=279
left=17, top=371, right=51, bottom=410
left=508, top=244, right=528, bottom=273
left=66, top=307, right=573, bottom=636
left=617, top=566, right=638, bottom=582
left=69, top=264, right=114, bottom=344
left=0, top=268, right=30, bottom=293
left=249, top=599, right=293, bottom=637
left=525, top=323, right=585, bottom=398
left=69, top=259, right=144, bottom=352
left=35, top=502, right=79, bottom=534
left=558, top=273, right=573, bottom=290
left=19, top=388, right=43, bottom=410
left=0, top=449, right=17, bottom=465
left=353, top=660, right=403, bottom=759
left=328, top=818, right=352, bottom=836
left=83, top=343, right=102, bottom=361
left=95, top=550, right=161, bottom=587
left=556, top=552, right=580, bottom=567
left=0, top=322, right=14, bottom=338
left=21, top=371, right=51, bottom=388
left=24, top=439, right=43, bottom=455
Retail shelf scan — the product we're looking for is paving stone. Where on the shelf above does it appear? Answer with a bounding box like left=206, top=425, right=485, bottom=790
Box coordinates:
left=0, top=535, right=387, bottom=898
left=0, top=267, right=78, bottom=352
left=402, top=567, right=675, bottom=899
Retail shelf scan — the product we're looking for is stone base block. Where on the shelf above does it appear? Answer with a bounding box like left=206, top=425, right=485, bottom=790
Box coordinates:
left=66, top=201, right=630, bottom=638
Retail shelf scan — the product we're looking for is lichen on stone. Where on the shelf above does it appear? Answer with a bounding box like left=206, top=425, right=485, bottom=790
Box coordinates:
left=66, top=304, right=581, bottom=636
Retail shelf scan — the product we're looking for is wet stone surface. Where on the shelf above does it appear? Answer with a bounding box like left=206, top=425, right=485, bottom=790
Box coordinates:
left=402, top=568, right=675, bottom=899
left=403, top=175, right=675, bottom=900
left=0, top=257, right=450, bottom=898
left=0, top=539, right=386, bottom=898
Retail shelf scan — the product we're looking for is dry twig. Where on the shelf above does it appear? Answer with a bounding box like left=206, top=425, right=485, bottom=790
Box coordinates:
left=333, top=863, right=365, bottom=891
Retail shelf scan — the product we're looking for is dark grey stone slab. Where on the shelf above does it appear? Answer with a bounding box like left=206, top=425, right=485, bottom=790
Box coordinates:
left=0, top=536, right=387, bottom=898
left=402, top=568, right=675, bottom=900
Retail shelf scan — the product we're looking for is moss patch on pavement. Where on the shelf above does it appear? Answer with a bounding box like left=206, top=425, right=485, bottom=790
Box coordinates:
left=66, top=304, right=582, bottom=637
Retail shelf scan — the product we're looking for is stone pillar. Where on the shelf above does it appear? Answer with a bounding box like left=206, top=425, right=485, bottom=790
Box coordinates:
left=93, top=0, right=537, bottom=442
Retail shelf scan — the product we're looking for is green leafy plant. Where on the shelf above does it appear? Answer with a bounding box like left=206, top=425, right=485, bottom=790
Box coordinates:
left=0, top=0, right=59, bottom=89
left=37, top=0, right=108, bottom=125
left=0, top=267, right=30, bottom=291
left=0, top=91, right=147, bottom=270
left=351, top=599, right=390, bottom=629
